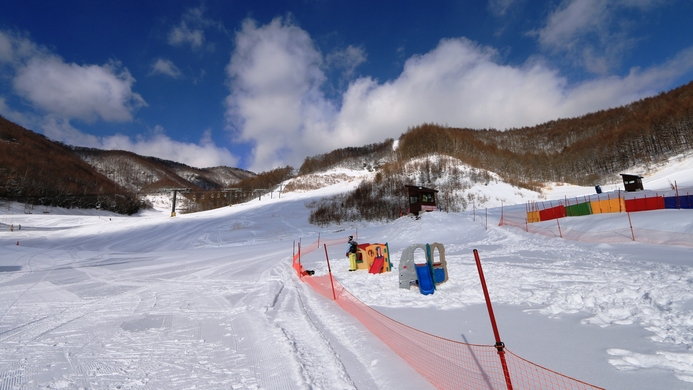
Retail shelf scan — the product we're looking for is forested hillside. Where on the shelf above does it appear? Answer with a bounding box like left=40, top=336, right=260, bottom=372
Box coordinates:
left=0, top=118, right=256, bottom=214
left=396, top=81, right=693, bottom=187
left=302, top=81, right=693, bottom=225
left=72, top=147, right=255, bottom=193
left=0, top=117, right=141, bottom=214
left=2, top=81, right=692, bottom=217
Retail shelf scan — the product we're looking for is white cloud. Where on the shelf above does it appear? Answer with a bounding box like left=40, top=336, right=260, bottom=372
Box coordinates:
left=0, top=96, right=32, bottom=128
left=536, top=0, right=608, bottom=49
left=101, top=126, right=239, bottom=168
left=225, top=18, right=334, bottom=171
left=0, top=30, right=44, bottom=65
left=13, top=57, right=146, bottom=123
left=534, top=0, right=666, bottom=73
left=1, top=31, right=147, bottom=124
left=326, top=45, right=367, bottom=79
left=168, top=23, right=205, bottom=49
left=334, top=39, right=693, bottom=140
left=488, top=0, right=519, bottom=16
left=150, top=58, right=183, bottom=78
left=225, top=19, right=693, bottom=172
left=41, top=118, right=238, bottom=168
left=1, top=29, right=147, bottom=124
left=1, top=29, right=236, bottom=169
left=167, top=5, right=228, bottom=51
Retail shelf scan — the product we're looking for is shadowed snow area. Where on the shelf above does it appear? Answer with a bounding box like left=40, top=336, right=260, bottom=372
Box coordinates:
left=2, top=156, right=693, bottom=389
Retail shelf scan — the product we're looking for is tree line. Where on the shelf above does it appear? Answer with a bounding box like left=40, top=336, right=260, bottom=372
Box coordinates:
left=307, top=81, right=693, bottom=225
left=0, top=117, right=141, bottom=214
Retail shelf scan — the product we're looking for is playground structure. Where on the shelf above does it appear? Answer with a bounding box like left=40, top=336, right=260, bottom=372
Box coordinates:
left=398, top=243, right=448, bottom=295
left=292, top=237, right=603, bottom=389
left=354, top=243, right=392, bottom=274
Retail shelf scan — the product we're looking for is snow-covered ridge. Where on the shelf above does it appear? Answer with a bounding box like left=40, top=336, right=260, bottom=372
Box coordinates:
left=2, top=155, right=693, bottom=389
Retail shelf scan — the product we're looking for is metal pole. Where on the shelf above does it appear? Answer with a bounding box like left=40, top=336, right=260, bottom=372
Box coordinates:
left=627, top=212, right=635, bottom=241
left=556, top=218, right=563, bottom=238
left=298, top=239, right=302, bottom=276
left=324, top=244, right=337, bottom=300
left=676, top=180, right=680, bottom=209
left=171, top=190, right=177, bottom=217
left=473, top=249, right=513, bottom=390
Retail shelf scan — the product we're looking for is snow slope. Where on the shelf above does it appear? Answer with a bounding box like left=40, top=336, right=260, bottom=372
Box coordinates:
left=2, top=156, right=693, bottom=389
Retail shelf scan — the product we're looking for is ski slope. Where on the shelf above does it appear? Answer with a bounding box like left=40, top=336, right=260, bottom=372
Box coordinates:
left=2, top=156, right=693, bottom=389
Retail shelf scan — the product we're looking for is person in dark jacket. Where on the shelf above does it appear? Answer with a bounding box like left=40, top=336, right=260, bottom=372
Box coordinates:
left=346, top=236, right=357, bottom=271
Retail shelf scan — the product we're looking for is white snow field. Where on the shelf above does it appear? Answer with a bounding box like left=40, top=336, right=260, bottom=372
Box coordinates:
left=2, top=156, right=693, bottom=389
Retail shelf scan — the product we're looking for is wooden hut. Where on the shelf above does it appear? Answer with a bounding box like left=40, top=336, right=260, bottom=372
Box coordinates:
left=620, top=173, right=644, bottom=192
left=405, top=185, right=439, bottom=215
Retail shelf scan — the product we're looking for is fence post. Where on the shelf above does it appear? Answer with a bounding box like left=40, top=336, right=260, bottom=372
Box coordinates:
left=324, top=244, right=337, bottom=300
left=499, top=201, right=504, bottom=226
left=675, top=181, right=680, bottom=209
left=473, top=249, right=513, bottom=390
left=627, top=212, right=635, bottom=241
left=556, top=218, right=563, bottom=238
left=296, top=241, right=302, bottom=277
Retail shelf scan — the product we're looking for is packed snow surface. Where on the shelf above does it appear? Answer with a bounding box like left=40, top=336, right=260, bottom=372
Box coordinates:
left=2, top=156, right=693, bottom=389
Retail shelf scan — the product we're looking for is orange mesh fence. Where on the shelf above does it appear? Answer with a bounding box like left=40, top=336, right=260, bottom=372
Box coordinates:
left=293, top=235, right=602, bottom=389
left=300, top=273, right=603, bottom=389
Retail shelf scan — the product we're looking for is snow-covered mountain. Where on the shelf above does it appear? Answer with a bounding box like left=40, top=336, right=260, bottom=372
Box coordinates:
left=72, top=147, right=256, bottom=193
left=2, top=153, right=693, bottom=389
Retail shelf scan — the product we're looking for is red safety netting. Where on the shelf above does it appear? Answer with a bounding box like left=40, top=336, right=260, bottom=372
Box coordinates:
left=293, top=237, right=604, bottom=390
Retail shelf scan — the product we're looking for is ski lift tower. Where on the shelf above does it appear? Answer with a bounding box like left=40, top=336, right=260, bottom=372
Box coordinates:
left=165, top=188, right=190, bottom=217
left=222, top=188, right=242, bottom=205
left=253, top=189, right=267, bottom=201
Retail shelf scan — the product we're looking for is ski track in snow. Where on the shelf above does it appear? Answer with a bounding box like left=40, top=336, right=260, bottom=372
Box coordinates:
left=2, top=160, right=693, bottom=389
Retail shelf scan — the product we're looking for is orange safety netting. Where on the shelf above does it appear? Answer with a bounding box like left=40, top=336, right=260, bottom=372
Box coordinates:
left=292, top=239, right=604, bottom=390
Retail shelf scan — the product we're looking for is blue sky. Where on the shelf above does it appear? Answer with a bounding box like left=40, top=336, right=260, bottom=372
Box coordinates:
left=1, top=0, right=692, bottom=172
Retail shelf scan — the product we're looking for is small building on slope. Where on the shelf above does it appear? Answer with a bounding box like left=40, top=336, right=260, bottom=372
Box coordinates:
left=405, top=185, right=439, bottom=215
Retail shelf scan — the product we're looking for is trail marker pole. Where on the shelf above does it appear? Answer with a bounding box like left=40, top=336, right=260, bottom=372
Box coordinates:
left=298, top=239, right=302, bottom=276
left=556, top=218, right=563, bottom=238
left=627, top=212, right=635, bottom=241
left=675, top=181, right=680, bottom=209
left=473, top=249, right=513, bottom=390
left=324, top=244, right=337, bottom=300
